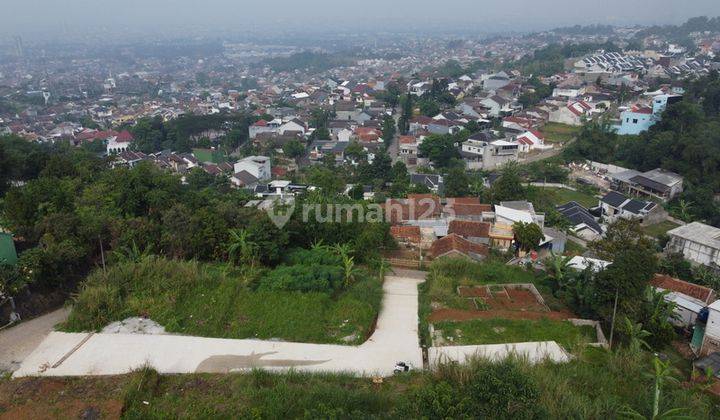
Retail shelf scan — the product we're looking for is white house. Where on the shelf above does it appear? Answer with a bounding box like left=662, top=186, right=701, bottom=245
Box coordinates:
left=567, top=256, right=612, bottom=272
left=234, top=156, right=271, bottom=182
left=548, top=101, right=592, bottom=126
left=494, top=202, right=545, bottom=229
left=249, top=119, right=280, bottom=139
left=461, top=139, right=519, bottom=171
left=600, top=191, right=666, bottom=225
left=106, top=130, right=134, bottom=154
left=701, top=300, right=720, bottom=356
left=278, top=119, right=306, bottom=136
left=666, top=222, right=720, bottom=271
left=337, top=128, right=353, bottom=142
left=552, top=86, right=586, bottom=98
left=479, top=95, right=511, bottom=117
left=514, top=130, right=551, bottom=153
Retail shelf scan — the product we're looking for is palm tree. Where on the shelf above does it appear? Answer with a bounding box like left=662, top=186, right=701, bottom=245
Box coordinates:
left=227, top=229, right=257, bottom=268
left=624, top=317, right=652, bottom=355
left=620, top=356, right=692, bottom=420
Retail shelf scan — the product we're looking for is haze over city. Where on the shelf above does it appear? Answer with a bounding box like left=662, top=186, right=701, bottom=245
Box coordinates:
left=3, top=0, right=720, bottom=39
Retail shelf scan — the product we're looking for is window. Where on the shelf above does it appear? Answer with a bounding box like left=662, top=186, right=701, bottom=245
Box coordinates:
left=632, top=119, right=638, bottom=124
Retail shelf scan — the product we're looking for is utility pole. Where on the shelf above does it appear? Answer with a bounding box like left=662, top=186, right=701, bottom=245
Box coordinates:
left=608, top=288, right=620, bottom=349
left=99, top=236, right=106, bottom=274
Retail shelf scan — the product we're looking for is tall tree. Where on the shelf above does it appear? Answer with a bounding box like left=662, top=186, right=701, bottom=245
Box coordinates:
left=418, top=135, right=460, bottom=169
left=382, top=115, right=396, bottom=146
left=491, top=162, right=525, bottom=202
left=444, top=166, right=471, bottom=197
left=512, top=222, right=544, bottom=253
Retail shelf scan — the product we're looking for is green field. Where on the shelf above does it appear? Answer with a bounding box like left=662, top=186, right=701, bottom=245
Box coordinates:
left=642, top=220, right=680, bottom=238
left=546, top=187, right=599, bottom=208
left=435, top=318, right=597, bottom=350
left=62, top=257, right=382, bottom=345
left=539, top=122, right=581, bottom=143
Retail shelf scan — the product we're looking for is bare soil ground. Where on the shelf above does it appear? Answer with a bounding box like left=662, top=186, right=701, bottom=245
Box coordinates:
left=432, top=286, right=574, bottom=322
left=0, top=376, right=125, bottom=420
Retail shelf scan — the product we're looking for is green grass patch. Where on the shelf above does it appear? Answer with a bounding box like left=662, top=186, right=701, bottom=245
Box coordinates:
left=435, top=318, right=597, bottom=350
left=62, top=257, right=382, bottom=345
left=545, top=187, right=598, bottom=208
left=539, top=122, right=581, bottom=143
left=642, top=220, right=680, bottom=238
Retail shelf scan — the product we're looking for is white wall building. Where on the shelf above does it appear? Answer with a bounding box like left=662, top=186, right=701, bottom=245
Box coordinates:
left=666, top=222, right=720, bottom=271
left=234, top=156, right=271, bottom=181
left=702, top=300, right=720, bottom=356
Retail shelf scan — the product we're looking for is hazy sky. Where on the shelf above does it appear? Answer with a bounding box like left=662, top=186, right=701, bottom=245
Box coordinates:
left=3, top=0, right=720, bottom=38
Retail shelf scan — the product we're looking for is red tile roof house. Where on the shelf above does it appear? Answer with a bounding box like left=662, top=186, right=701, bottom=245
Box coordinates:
left=249, top=119, right=279, bottom=139
left=430, top=234, right=489, bottom=261
left=354, top=127, right=383, bottom=143
left=448, top=220, right=491, bottom=245
left=107, top=130, right=135, bottom=154
left=650, top=274, right=717, bottom=329
left=443, top=202, right=493, bottom=221
left=651, top=274, right=716, bottom=304
left=515, top=129, right=548, bottom=153
left=390, top=226, right=422, bottom=247
left=384, top=194, right=442, bottom=223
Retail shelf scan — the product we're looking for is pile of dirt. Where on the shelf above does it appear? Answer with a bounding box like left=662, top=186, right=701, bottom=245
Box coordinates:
left=101, top=318, right=167, bottom=335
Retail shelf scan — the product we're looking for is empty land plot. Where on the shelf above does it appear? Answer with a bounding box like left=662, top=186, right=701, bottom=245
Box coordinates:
left=434, top=318, right=597, bottom=349
left=539, top=122, right=580, bottom=143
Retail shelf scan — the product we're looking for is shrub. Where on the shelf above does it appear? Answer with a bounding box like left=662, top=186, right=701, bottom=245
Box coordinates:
left=284, top=247, right=340, bottom=266
left=258, top=264, right=344, bottom=293
left=407, top=358, right=544, bottom=419
left=467, top=359, right=544, bottom=419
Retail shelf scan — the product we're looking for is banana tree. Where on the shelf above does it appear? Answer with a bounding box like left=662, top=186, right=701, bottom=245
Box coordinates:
left=227, top=229, right=258, bottom=268
left=333, top=243, right=359, bottom=288
left=620, top=356, right=692, bottom=420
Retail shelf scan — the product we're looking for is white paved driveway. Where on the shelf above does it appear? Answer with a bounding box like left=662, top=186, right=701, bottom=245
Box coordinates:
left=0, top=308, right=70, bottom=373
left=13, top=275, right=424, bottom=378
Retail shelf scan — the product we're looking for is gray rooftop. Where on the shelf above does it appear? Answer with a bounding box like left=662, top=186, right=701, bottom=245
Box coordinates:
left=610, top=169, right=642, bottom=184
left=639, top=168, right=683, bottom=187
left=500, top=201, right=535, bottom=213
left=667, top=222, right=720, bottom=249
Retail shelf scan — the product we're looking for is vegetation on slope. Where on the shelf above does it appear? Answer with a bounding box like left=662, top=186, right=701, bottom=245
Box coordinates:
left=63, top=253, right=383, bottom=345
left=2, top=351, right=716, bottom=419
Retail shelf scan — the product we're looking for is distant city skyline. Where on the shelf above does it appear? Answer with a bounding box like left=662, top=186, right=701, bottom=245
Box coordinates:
left=3, top=0, right=720, bottom=41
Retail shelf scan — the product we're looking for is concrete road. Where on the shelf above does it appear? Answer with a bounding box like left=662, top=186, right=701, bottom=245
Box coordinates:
left=13, top=276, right=424, bottom=378
left=0, top=308, right=69, bottom=373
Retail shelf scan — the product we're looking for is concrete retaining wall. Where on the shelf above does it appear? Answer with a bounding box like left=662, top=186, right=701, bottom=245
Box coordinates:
left=428, top=341, right=571, bottom=366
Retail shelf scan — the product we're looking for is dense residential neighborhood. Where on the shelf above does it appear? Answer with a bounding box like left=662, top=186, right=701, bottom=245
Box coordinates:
left=1, top=7, right=720, bottom=418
